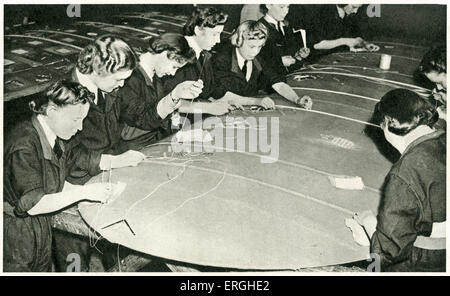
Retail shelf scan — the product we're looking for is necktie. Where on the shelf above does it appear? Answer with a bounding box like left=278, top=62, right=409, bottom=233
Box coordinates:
left=97, top=88, right=106, bottom=110
left=197, top=50, right=208, bottom=78
left=277, top=21, right=284, bottom=35
left=53, top=139, right=63, bottom=159
left=242, top=60, right=248, bottom=81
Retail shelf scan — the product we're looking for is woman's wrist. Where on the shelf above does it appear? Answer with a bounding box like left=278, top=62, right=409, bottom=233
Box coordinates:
left=170, top=90, right=180, bottom=104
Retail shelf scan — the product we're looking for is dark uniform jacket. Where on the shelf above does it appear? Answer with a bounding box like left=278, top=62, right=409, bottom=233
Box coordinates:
left=309, top=5, right=372, bottom=58
left=65, top=66, right=170, bottom=185
left=371, top=130, right=446, bottom=272
left=162, top=50, right=215, bottom=100
left=3, top=115, right=66, bottom=271
left=211, top=42, right=285, bottom=99
left=258, top=16, right=306, bottom=74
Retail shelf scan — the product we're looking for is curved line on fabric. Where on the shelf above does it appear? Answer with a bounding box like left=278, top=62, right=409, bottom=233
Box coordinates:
left=311, top=64, right=413, bottom=78
left=275, top=105, right=380, bottom=128
left=76, top=21, right=159, bottom=36
left=311, top=98, right=374, bottom=112
left=31, top=30, right=94, bottom=41
left=367, top=40, right=428, bottom=49
left=334, top=51, right=421, bottom=62
left=143, top=159, right=357, bottom=215
left=291, top=87, right=379, bottom=102
left=144, top=142, right=380, bottom=194
left=288, top=70, right=430, bottom=91
left=5, top=34, right=83, bottom=50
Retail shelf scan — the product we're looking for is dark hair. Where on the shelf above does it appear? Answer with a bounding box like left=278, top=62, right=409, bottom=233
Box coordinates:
left=419, top=45, right=446, bottom=75
left=77, top=35, right=138, bottom=76
left=183, top=7, right=228, bottom=36
left=29, top=80, right=94, bottom=114
left=376, top=89, right=438, bottom=135
left=260, top=4, right=268, bottom=14
left=147, top=33, right=196, bottom=64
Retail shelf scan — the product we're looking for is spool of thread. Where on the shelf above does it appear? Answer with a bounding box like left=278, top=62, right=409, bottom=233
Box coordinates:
left=379, top=54, right=392, bottom=70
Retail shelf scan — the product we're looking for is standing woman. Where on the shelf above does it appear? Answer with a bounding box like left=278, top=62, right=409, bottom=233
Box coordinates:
left=356, top=89, right=446, bottom=272
left=3, top=80, right=112, bottom=271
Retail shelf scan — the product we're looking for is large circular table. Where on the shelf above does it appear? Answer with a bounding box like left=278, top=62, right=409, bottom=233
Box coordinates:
left=77, top=41, right=430, bottom=270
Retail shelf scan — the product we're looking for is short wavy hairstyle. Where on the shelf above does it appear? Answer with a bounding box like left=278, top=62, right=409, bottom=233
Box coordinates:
left=183, top=7, right=228, bottom=36
left=147, top=33, right=196, bottom=64
left=76, top=35, right=138, bottom=77
left=230, top=20, right=268, bottom=48
left=376, top=88, right=438, bottom=136
left=419, top=45, right=446, bottom=75
left=29, top=80, right=94, bottom=115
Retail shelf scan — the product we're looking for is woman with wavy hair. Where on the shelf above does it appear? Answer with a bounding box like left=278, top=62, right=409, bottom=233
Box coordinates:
left=355, top=88, right=446, bottom=272
left=3, top=80, right=113, bottom=271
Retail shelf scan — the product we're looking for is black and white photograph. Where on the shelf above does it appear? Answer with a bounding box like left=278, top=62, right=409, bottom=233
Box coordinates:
left=1, top=1, right=447, bottom=276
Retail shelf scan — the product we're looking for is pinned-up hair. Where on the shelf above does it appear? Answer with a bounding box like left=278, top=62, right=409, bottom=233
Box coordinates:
left=230, top=20, right=268, bottom=48
left=29, top=80, right=94, bottom=114
left=419, top=45, right=446, bottom=75
left=147, top=33, right=196, bottom=64
left=77, top=35, right=138, bottom=76
left=183, top=7, right=228, bottom=36
left=376, top=88, right=438, bottom=136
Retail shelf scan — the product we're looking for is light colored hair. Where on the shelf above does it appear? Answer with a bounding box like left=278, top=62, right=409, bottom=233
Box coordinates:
left=77, top=35, right=137, bottom=77
left=230, top=20, right=268, bottom=48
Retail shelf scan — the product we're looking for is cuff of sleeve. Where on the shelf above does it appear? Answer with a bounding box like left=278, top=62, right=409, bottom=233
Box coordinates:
left=157, top=95, right=176, bottom=120
left=16, top=186, right=46, bottom=216
left=99, top=154, right=113, bottom=171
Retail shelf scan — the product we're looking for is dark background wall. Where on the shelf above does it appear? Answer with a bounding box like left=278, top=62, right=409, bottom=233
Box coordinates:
left=4, top=4, right=447, bottom=45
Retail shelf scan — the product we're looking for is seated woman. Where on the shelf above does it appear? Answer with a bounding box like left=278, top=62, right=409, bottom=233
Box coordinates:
left=118, top=33, right=230, bottom=152
left=3, top=80, right=113, bottom=271
left=355, top=89, right=446, bottom=272
left=211, top=20, right=312, bottom=109
left=310, top=4, right=378, bottom=54
left=67, top=34, right=146, bottom=185
left=162, top=7, right=232, bottom=114
left=258, top=4, right=310, bottom=73
left=419, top=45, right=446, bottom=121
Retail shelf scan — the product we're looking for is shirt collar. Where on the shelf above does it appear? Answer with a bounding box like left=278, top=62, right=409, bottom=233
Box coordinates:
left=235, top=48, right=248, bottom=69
left=185, top=36, right=203, bottom=59
left=336, top=5, right=346, bottom=19
left=36, top=114, right=57, bottom=149
left=75, top=68, right=98, bottom=98
left=264, top=13, right=282, bottom=27
left=139, top=59, right=154, bottom=84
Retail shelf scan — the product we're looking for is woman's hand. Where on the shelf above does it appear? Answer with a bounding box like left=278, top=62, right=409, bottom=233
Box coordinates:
left=80, top=183, right=114, bottom=204
left=110, top=150, right=146, bottom=168
left=295, top=47, right=311, bottom=60
left=172, top=80, right=204, bottom=100
left=295, top=95, right=313, bottom=110
left=260, top=97, right=275, bottom=109
left=282, top=56, right=297, bottom=67
left=354, top=210, right=377, bottom=234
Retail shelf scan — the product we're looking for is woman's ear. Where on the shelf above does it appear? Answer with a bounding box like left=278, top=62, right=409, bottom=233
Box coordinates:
left=194, top=25, right=202, bottom=37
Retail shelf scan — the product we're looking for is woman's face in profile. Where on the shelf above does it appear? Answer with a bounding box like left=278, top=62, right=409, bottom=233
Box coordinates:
left=381, top=118, right=404, bottom=152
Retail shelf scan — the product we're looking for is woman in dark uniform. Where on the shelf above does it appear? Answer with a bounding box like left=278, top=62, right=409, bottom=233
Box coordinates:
left=310, top=4, right=378, bottom=55
left=356, top=89, right=446, bottom=272
left=211, top=20, right=312, bottom=109
left=258, top=4, right=310, bottom=73
left=161, top=7, right=233, bottom=114
left=3, top=80, right=112, bottom=271
left=117, top=33, right=229, bottom=152
left=163, top=7, right=227, bottom=100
